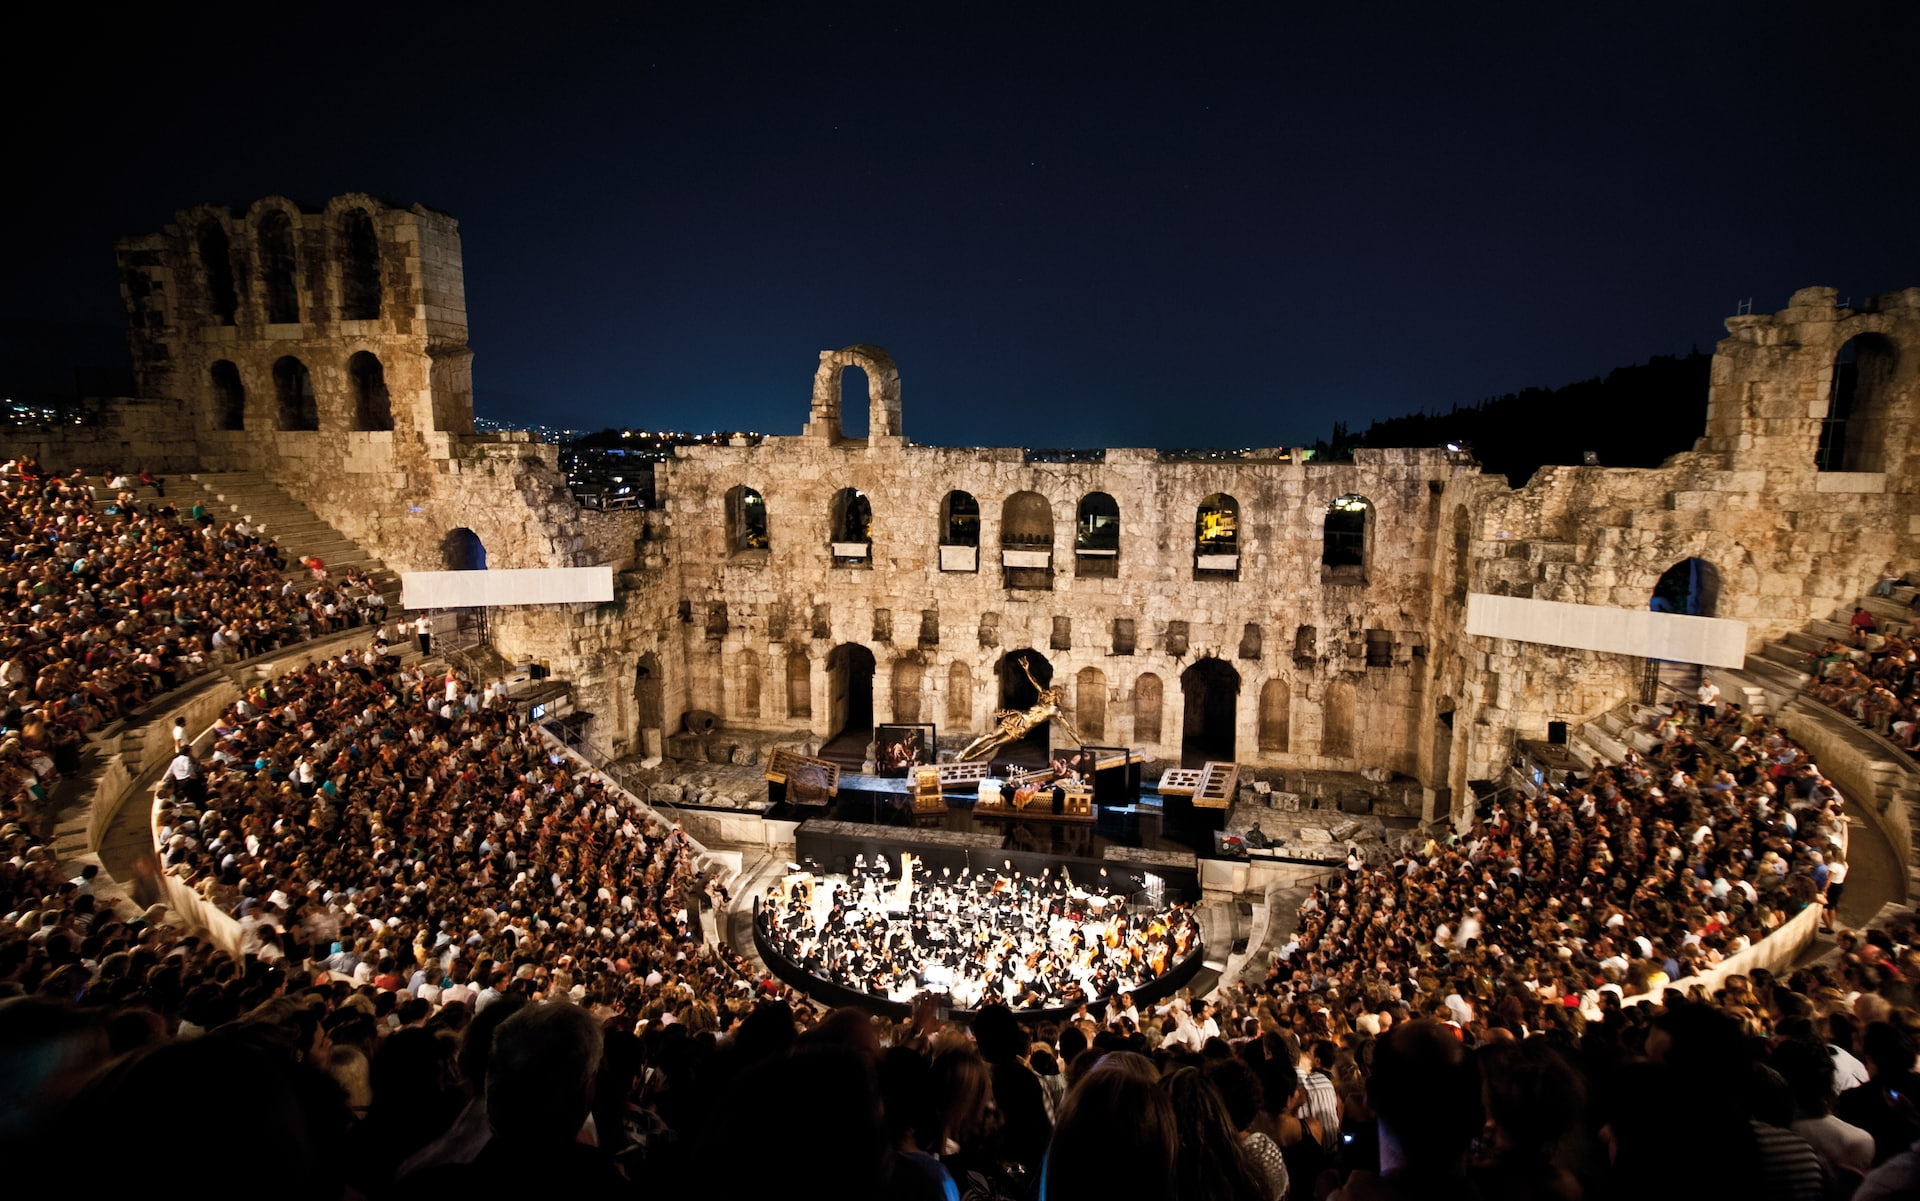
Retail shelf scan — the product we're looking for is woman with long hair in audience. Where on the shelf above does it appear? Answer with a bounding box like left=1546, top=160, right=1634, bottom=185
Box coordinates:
left=1163, top=1065, right=1276, bottom=1201
left=1041, top=1052, right=1176, bottom=1201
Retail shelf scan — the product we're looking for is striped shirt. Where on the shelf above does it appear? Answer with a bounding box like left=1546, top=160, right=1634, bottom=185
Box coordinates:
left=1297, top=1067, right=1341, bottom=1150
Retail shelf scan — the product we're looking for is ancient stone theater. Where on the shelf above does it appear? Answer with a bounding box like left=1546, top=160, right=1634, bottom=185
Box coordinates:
left=13, top=192, right=1918, bottom=994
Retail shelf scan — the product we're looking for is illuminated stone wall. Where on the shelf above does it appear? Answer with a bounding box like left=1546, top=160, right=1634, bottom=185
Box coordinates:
left=17, top=195, right=1920, bottom=827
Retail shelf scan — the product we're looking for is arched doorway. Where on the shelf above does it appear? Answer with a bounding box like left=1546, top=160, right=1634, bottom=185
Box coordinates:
left=1175, top=656, right=1236, bottom=755
left=994, top=648, right=1055, bottom=765
left=1180, top=658, right=1239, bottom=766
left=441, top=528, right=487, bottom=571
left=823, top=644, right=876, bottom=765
left=1650, top=557, right=1719, bottom=617
left=634, top=654, right=663, bottom=730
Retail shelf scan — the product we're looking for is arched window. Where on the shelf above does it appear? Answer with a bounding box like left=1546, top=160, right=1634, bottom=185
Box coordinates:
left=1075, top=492, right=1120, bottom=579
left=1322, top=494, right=1371, bottom=581
left=786, top=651, right=812, bottom=719
left=1195, top=493, right=1239, bottom=579
left=1076, top=666, right=1107, bottom=741
left=1818, top=334, right=1900, bottom=473
left=829, top=488, right=872, bottom=565
left=442, top=528, right=486, bottom=571
left=339, top=208, right=381, bottom=320
left=257, top=209, right=300, bottom=324
left=1258, top=679, right=1291, bottom=753
left=348, top=351, right=392, bottom=431
left=209, top=361, right=246, bottom=430
left=839, top=365, right=870, bottom=442
left=196, top=219, right=238, bottom=325
left=726, top=486, right=769, bottom=554
left=947, top=661, right=973, bottom=726
left=939, top=490, right=979, bottom=572
left=1001, top=491, right=1054, bottom=590
left=1134, top=672, right=1163, bottom=744
left=272, top=356, right=318, bottom=430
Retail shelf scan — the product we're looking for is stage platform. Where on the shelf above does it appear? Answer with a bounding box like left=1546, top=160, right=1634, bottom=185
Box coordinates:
left=766, top=772, right=1222, bottom=864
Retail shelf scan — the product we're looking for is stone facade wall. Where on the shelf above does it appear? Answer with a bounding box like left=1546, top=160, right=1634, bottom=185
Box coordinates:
left=1440, top=286, right=1920, bottom=804
left=33, top=196, right=1920, bottom=830
left=649, top=363, right=1467, bottom=789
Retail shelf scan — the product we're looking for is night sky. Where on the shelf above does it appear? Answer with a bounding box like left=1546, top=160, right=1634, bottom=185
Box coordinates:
left=6, top=5, right=1917, bottom=448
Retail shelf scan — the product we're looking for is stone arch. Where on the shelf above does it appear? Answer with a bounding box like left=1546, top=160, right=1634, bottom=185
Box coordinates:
left=1001, top=490, right=1054, bottom=590
left=1258, top=678, right=1291, bottom=753
left=735, top=649, right=763, bottom=719
left=891, top=657, right=924, bottom=724
left=947, top=660, right=973, bottom=727
left=1195, top=492, right=1240, bottom=579
left=1133, top=672, right=1164, bottom=744
left=725, top=485, right=769, bottom=554
left=1075, top=491, right=1120, bottom=579
left=1650, top=557, right=1720, bottom=617
left=633, top=653, right=665, bottom=741
left=1818, top=333, right=1900, bottom=472
left=271, top=356, right=318, bottom=431
left=1324, top=679, right=1357, bottom=759
left=829, top=487, right=872, bottom=564
left=1180, top=658, right=1239, bottom=766
left=256, top=208, right=300, bottom=324
left=1322, top=493, right=1372, bottom=580
left=1449, top=505, right=1472, bottom=605
left=338, top=207, right=382, bottom=320
left=195, top=218, right=238, bottom=325
left=1075, top=666, right=1107, bottom=741
left=348, top=351, right=392, bottom=431
left=441, top=528, right=487, bottom=571
left=209, top=360, right=246, bottom=431
left=807, top=345, right=903, bottom=444
left=786, top=650, right=812, bottom=719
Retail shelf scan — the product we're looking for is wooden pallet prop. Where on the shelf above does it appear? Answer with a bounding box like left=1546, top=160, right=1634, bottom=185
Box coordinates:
left=1157, top=761, right=1239, bottom=809
left=934, top=760, right=996, bottom=785
left=764, top=749, right=841, bottom=800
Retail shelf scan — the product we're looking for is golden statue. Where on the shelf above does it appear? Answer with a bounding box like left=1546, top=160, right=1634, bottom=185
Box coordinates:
left=956, top=655, right=1086, bottom=761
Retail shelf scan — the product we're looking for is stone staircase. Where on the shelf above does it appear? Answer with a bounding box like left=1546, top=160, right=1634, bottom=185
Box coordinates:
left=180, top=470, right=402, bottom=601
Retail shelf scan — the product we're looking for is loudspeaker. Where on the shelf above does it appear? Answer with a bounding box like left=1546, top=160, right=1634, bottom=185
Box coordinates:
left=1547, top=720, right=1569, bottom=745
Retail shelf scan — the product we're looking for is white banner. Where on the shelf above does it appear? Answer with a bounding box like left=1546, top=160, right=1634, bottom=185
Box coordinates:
left=1465, top=593, right=1748, bottom=668
left=401, top=567, right=614, bottom=609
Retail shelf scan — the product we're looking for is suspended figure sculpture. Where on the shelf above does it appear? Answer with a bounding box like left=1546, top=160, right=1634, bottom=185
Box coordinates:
left=956, top=655, right=1086, bottom=762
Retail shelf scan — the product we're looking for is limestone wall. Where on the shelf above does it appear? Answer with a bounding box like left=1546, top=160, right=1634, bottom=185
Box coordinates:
left=1439, top=287, right=1920, bottom=811
left=66, top=197, right=1920, bottom=823
left=649, top=420, right=1466, bottom=777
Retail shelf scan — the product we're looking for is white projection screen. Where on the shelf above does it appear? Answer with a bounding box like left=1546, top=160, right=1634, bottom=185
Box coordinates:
left=401, top=567, right=614, bottom=609
left=1465, top=593, right=1748, bottom=668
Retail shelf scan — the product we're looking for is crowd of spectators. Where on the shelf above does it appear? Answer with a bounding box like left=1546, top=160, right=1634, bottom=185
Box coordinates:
left=1807, top=621, right=1920, bottom=757
left=0, top=457, right=388, bottom=829
left=3, top=454, right=1918, bottom=1198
